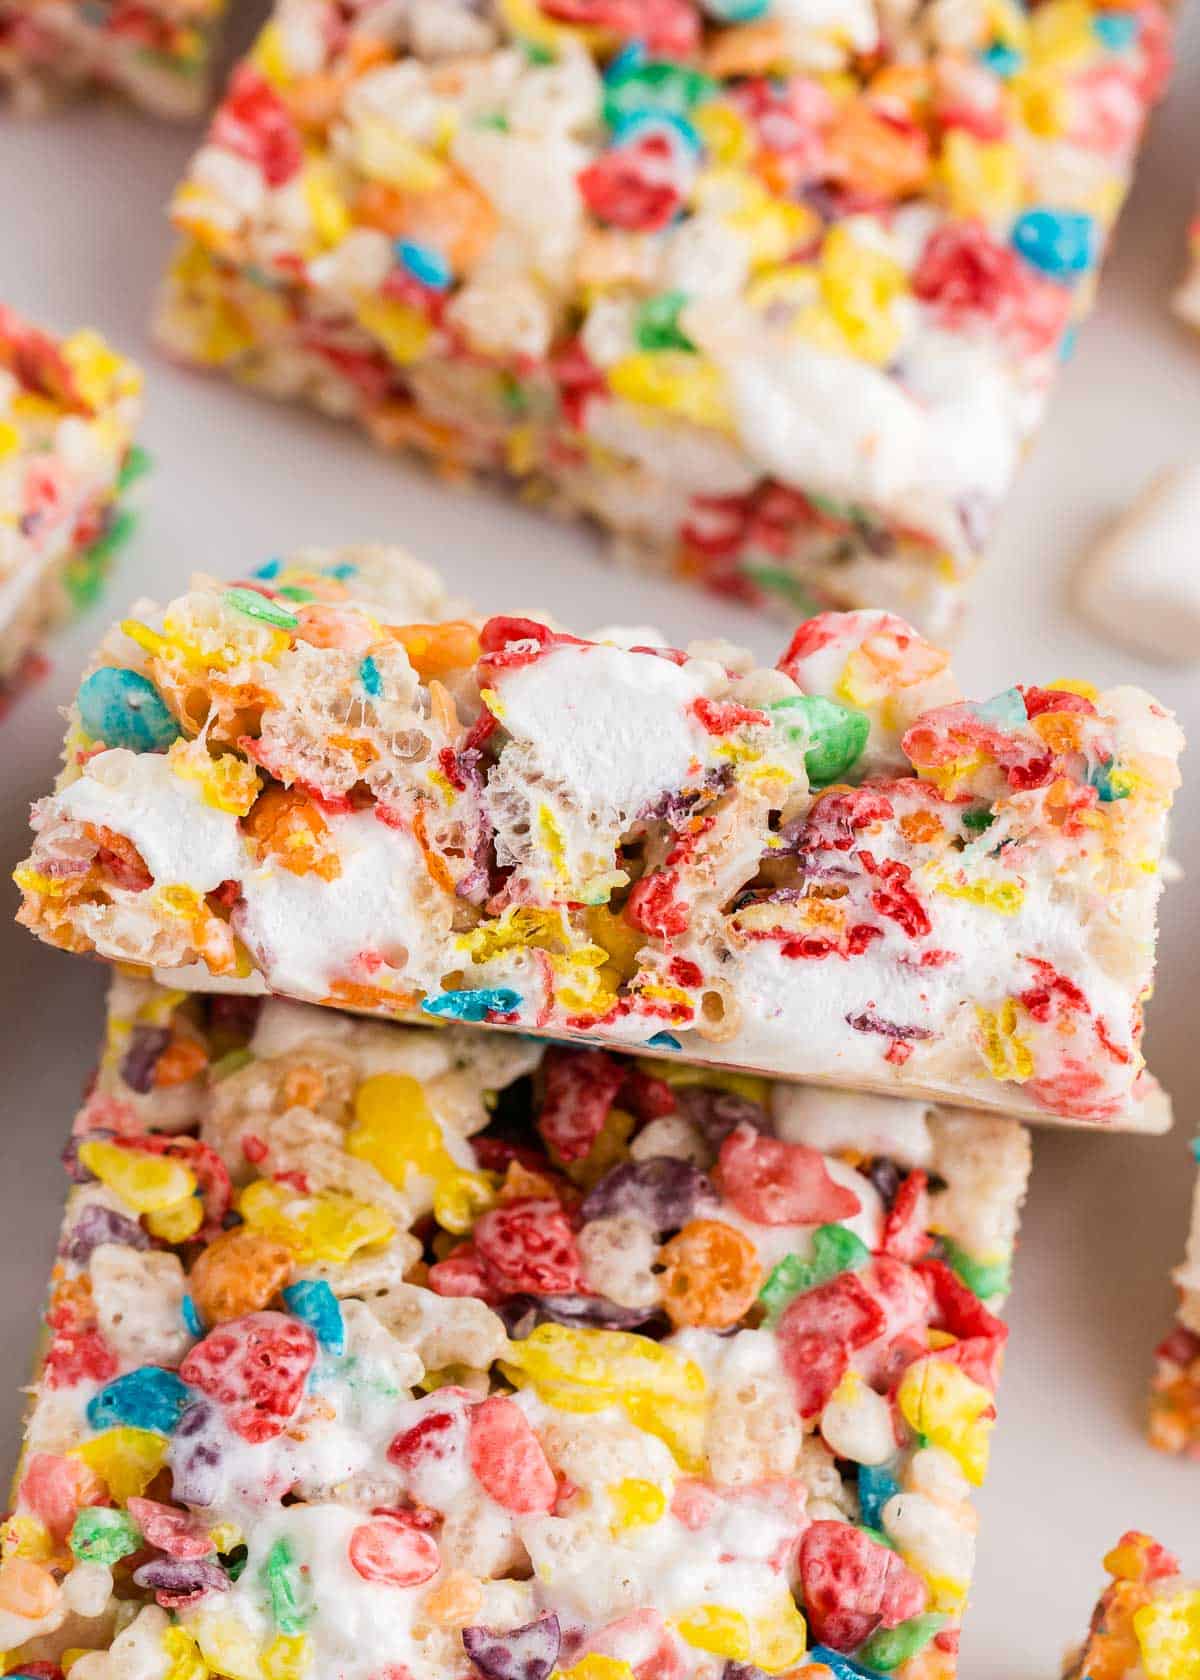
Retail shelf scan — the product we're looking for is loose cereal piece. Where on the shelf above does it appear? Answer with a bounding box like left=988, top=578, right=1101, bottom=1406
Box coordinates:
left=155, top=0, right=1171, bottom=634
left=16, top=565, right=1183, bottom=1129
left=1148, top=1139, right=1200, bottom=1458
left=0, top=308, right=142, bottom=705
left=1074, top=465, right=1200, bottom=665
left=1061, top=1533, right=1198, bottom=1679
left=0, top=0, right=227, bottom=116
left=4, top=971, right=1033, bottom=1680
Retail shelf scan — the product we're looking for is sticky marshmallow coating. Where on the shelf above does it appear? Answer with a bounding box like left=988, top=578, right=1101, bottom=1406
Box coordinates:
left=1060, top=1533, right=1199, bottom=1679
left=0, top=307, right=143, bottom=689
left=1, top=973, right=1031, bottom=1680
left=15, top=549, right=1183, bottom=1128
left=0, top=0, right=226, bottom=117
left=1148, top=1143, right=1200, bottom=1459
left=153, top=0, right=1172, bottom=635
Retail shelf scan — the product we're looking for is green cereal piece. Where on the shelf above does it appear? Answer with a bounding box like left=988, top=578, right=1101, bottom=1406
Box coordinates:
left=223, top=587, right=299, bottom=631
left=758, top=1223, right=870, bottom=1325
left=263, top=1536, right=311, bottom=1633
left=70, top=1505, right=142, bottom=1565
left=769, top=694, right=870, bottom=786
left=634, top=292, right=695, bottom=352
left=940, top=1238, right=1011, bottom=1301
left=858, top=1612, right=948, bottom=1671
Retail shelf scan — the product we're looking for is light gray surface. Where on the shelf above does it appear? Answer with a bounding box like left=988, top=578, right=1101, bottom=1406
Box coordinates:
left=2, top=14, right=1200, bottom=1674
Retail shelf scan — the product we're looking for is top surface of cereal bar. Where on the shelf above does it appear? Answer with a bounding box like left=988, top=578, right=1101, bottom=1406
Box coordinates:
left=4, top=974, right=1030, bottom=1680
left=158, top=0, right=1170, bottom=631
left=14, top=548, right=1182, bottom=1130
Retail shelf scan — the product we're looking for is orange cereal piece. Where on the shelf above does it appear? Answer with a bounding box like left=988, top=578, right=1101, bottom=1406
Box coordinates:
left=189, top=1226, right=294, bottom=1323
left=823, top=102, right=932, bottom=202
left=153, top=1036, right=209, bottom=1088
left=356, top=175, right=498, bottom=276
left=243, top=786, right=341, bottom=882
left=389, top=621, right=482, bottom=682
left=659, top=1219, right=763, bottom=1330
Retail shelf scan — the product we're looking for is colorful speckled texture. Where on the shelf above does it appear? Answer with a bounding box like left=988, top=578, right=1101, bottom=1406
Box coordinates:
left=1060, top=1532, right=1199, bottom=1680
left=0, top=0, right=228, bottom=118
left=14, top=550, right=1183, bottom=1127
left=0, top=306, right=143, bottom=701
left=154, top=0, right=1174, bottom=637
left=0, top=972, right=1030, bottom=1680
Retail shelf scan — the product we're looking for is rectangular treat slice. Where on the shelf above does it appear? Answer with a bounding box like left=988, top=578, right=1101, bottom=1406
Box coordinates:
left=154, top=0, right=1172, bottom=635
left=0, top=308, right=143, bottom=705
left=1148, top=1140, right=1200, bottom=1458
left=1061, top=1532, right=1199, bottom=1679
left=1, top=972, right=1031, bottom=1680
left=15, top=553, right=1183, bottom=1128
left=0, top=0, right=226, bottom=118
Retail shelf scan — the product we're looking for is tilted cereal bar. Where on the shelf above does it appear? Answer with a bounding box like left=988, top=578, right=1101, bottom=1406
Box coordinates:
left=0, top=308, right=143, bottom=703
left=1148, top=1138, right=1200, bottom=1457
left=1060, top=1532, right=1198, bottom=1679
left=0, top=0, right=226, bottom=118
left=15, top=549, right=1183, bottom=1127
left=1174, top=202, right=1200, bottom=332
left=155, top=0, right=1172, bottom=635
left=1, top=971, right=1031, bottom=1680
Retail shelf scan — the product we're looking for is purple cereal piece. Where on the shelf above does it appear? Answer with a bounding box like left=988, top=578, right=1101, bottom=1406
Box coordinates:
left=500, top=1294, right=668, bottom=1338
left=463, top=1614, right=561, bottom=1680
left=580, top=1157, right=718, bottom=1232
left=119, top=1025, right=172, bottom=1094
left=675, top=1087, right=772, bottom=1148
left=168, top=1400, right=224, bottom=1507
left=60, top=1203, right=149, bottom=1262
left=132, top=1557, right=230, bottom=1604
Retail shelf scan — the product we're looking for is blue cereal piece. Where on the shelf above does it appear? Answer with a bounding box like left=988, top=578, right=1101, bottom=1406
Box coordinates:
left=396, top=240, right=452, bottom=291
left=283, top=1279, right=346, bottom=1355
left=359, top=654, right=383, bottom=698
left=969, top=687, right=1028, bottom=729
left=422, top=988, right=521, bottom=1022
left=1093, top=9, right=1139, bottom=49
left=1011, top=209, right=1098, bottom=281
left=86, top=1365, right=193, bottom=1435
left=807, top=1648, right=876, bottom=1679
left=857, top=1463, right=901, bottom=1531
left=181, top=1293, right=204, bottom=1338
left=645, top=1031, right=682, bottom=1050
left=77, top=667, right=182, bottom=753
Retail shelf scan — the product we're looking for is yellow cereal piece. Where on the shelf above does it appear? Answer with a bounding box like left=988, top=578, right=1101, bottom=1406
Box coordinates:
left=77, top=1138, right=196, bottom=1214
left=608, top=1478, right=667, bottom=1531
left=676, top=1605, right=752, bottom=1661
left=749, top=1598, right=808, bottom=1673
left=557, top=1659, right=636, bottom=1680
left=72, top=1429, right=169, bottom=1504
left=250, top=19, right=293, bottom=87
left=975, top=998, right=1034, bottom=1083
left=818, top=225, right=908, bottom=366
left=502, top=1323, right=706, bottom=1404
left=692, top=103, right=754, bottom=167
left=1132, top=1588, right=1200, bottom=1680
left=238, top=1179, right=394, bottom=1264
left=162, top=1624, right=211, bottom=1680
left=192, top=1612, right=262, bottom=1680
left=347, top=1072, right=456, bottom=1190
left=607, top=353, right=733, bottom=431
left=354, top=295, right=433, bottom=366
left=935, top=878, right=1025, bottom=915
left=168, top=739, right=262, bottom=816
left=0, top=420, right=22, bottom=459
left=1028, top=0, right=1096, bottom=67
left=262, top=1633, right=313, bottom=1680
left=637, top=1059, right=767, bottom=1108
left=354, top=118, right=449, bottom=194
left=303, top=156, right=350, bottom=250
left=938, top=132, right=1023, bottom=218
left=618, top=1391, right=707, bottom=1474
left=537, top=803, right=568, bottom=883
left=433, top=1169, right=497, bottom=1235
left=897, top=1358, right=994, bottom=1485
left=1, top=1516, right=54, bottom=1562
left=1008, top=67, right=1069, bottom=139
left=144, top=1193, right=205, bottom=1244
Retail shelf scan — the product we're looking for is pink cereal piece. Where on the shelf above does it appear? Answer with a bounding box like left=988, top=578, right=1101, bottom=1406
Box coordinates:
left=716, top=1123, right=861, bottom=1227
left=126, top=1497, right=215, bottom=1560
left=467, top=1396, right=556, bottom=1514
left=348, top=1513, right=440, bottom=1587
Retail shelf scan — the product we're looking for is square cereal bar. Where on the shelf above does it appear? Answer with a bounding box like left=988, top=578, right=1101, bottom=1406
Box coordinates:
left=1148, top=1140, right=1200, bottom=1458
left=14, top=550, right=1182, bottom=1128
left=0, top=972, right=1030, bottom=1680
left=0, top=0, right=226, bottom=117
left=156, top=0, right=1171, bottom=634
left=0, top=308, right=143, bottom=704
left=1060, top=1532, right=1198, bottom=1679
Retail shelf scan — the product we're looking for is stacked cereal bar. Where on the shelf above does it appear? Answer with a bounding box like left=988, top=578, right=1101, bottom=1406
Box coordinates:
left=0, top=307, right=144, bottom=705
left=156, top=0, right=1172, bottom=635
left=1148, top=1139, right=1200, bottom=1458
left=1173, top=205, right=1200, bottom=331
left=1061, top=1532, right=1198, bottom=1679
left=0, top=0, right=226, bottom=117
left=0, top=971, right=1031, bottom=1680
left=15, top=548, right=1183, bottom=1127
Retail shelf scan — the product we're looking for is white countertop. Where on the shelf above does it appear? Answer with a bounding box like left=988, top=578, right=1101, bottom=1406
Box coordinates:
left=1, top=11, right=1199, bottom=1672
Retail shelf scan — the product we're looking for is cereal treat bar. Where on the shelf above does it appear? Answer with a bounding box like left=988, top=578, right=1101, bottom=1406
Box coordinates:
left=1173, top=203, right=1200, bottom=331
left=1148, top=1139, right=1200, bottom=1458
left=0, top=0, right=226, bottom=118
left=0, top=970, right=1031, bottom=1680
left=1060, top=1532, right=1199, bottom=1680
left=154, top=0, right=1172, bottom=635
left=15, top=551, right=1183, bottom=1127
left=0, top=307, right=144, bottom=705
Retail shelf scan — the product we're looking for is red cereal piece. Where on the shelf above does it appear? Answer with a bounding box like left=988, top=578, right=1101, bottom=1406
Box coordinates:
left=879, top=1172, right=933, bottom=1263
left=799, top=1520, right=928, bottom=1652
left=467, top=1396, right=557, bottom=1514
left=179, top=1310, right=316, bottom=1443
left=43, top=1326, right=118, bottom=1391
left=348, top=1513, right=440, bottom=1586
left=537, top=1048, right=626, bottom=1164
left=716, top=1123, right=861, bottom=1227
left=210, top=66, right=303, bottom=189
left=126, top=1497, right=216, bottom=1560
left=472, top=1198, right=583, bottom=1295
left=776, top=1273, right=887, bottom=1418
